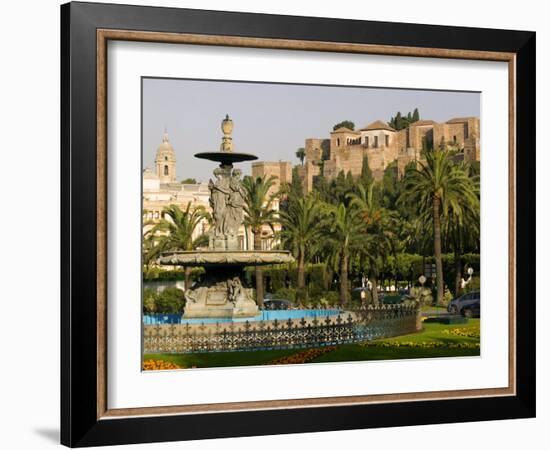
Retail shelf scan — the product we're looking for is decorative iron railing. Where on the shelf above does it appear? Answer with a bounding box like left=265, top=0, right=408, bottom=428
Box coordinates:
left=143, top=304, right=420, bottom=354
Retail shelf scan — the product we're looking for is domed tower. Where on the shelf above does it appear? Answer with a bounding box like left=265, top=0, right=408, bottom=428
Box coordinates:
left=155, top=130, right=177, bottom=183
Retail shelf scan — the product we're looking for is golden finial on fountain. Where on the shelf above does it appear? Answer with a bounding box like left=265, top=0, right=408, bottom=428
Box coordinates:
left=220, top=114, right=234, bottom=153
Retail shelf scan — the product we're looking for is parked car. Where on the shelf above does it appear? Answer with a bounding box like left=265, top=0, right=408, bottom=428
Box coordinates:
left=263, top=299, right=291, bottom=310
left=461, top=300, right=480, bottom=318
left=447, top=291, right=480, bottom=315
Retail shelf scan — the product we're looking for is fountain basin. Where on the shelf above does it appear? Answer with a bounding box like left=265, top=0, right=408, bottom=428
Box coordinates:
left=159, top=250, right=294, bottom=267
left=194, top=151, right=258, bottom=164
left=144, top=308, right=344, bottom=325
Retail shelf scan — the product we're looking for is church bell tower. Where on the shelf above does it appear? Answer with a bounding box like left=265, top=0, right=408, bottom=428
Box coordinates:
left=154, top=129, right=177, bottom=183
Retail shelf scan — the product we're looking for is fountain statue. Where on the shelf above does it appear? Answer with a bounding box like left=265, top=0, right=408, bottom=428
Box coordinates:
left=160, top=115, right=294, bottom=318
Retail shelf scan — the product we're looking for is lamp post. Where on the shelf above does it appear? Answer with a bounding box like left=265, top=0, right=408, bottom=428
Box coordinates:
left=460, top=267, right=474, bottom=289
left=418, top=275, right=426, bottom=287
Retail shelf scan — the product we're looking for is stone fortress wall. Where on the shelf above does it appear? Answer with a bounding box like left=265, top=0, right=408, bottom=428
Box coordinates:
left=298, top=116, right=480, bottom=193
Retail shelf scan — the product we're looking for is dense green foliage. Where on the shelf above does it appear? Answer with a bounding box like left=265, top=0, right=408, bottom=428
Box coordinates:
left=332, top=120, right=355, bottom=131
left=143, top=287, right=186, bottom=314
left=276, top=147, right=480, bottom=306
left=295, top=147, right=306, bottom=165
left=388, top=108, right=420, bottom=130
left=242, top=175, right=279, bottom=306
left=143, top=202, right=209, bottom=288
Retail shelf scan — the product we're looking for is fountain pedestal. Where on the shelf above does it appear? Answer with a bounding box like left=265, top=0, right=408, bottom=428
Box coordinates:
left=160, top=251, right=294, bottom=318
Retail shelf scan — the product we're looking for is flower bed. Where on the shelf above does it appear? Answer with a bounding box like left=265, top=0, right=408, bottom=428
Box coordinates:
left=142, top=359, right=183, bottom=370
left=442, top=327, right=480, bottom=339
left=359, top=341, right=479, bottom=349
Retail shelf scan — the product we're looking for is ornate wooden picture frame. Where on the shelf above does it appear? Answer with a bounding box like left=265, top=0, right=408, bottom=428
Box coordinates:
left=61, top=2, right=535, bottom=447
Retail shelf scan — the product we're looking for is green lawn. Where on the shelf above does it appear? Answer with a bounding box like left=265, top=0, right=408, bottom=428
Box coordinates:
left=420, top=304, right=449, bottom=312
left=143, top=348, right=300, bottom=369
left=144, top=319, right=480, bottom=369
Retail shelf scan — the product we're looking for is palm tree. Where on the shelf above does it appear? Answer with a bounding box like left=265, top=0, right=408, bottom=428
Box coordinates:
left=142, top=228, right=167, bottom=271
left=348, top=183, right=397, bottom=304
left=145, top=203, right=208, bottom=289
left=441, top=167, right=480, bottom=295
left=323, top=202, right=365, bottom=306
left=279, top=194, right=324, bottom=290
left=295, top=147, right=306, bottom=166
left=399, top=150, right=479, bottom=305
left=242, top=175, right=279, bottom=306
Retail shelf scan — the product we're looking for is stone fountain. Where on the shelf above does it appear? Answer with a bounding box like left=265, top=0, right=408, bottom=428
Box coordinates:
left=160, top=115, right=294, bottom=318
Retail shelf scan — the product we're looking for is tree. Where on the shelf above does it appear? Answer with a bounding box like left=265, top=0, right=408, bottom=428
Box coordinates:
left=360, top=156, right=374, bottom=188
left=380, top=161, right=399, bottom=209
left=295, top=147, right=306, bottom=166
left=329, top=170, right=356, bottom=205
left=280, top=166, right=305, bottom=212
left=289, top=166, right=304, bottom=199
left=347, top=184, right=396, bottom=304
left=242, top=175, right=279, bottom=306
left=180, top=178, right=197, bottom=184
left=145, top=202, right=208, bottom=289
left=279, top=195, right=324, bottom=290
left=441, top=164, right=480, bottom=295
left=323, top=202, right=365, bottom=306
left=143, top=288, right=157, bottom=314
left=389, top=109, right=420, bottom=130
left=399, top=150, right=479, bottom=305
left=333, top=120, right=355, bottom=131
left=155, top=287, right=186, bottom=314
left=395, top=112, right=403, bottom=130
left=142, top=221, right=166, bottom=271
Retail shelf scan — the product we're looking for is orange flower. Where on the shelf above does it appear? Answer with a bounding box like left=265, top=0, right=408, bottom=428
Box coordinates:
left=142, top=359, right=183, bottom=370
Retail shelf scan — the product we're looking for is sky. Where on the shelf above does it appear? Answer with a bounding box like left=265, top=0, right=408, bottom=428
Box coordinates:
left=142, top=78, right=480, bottom=182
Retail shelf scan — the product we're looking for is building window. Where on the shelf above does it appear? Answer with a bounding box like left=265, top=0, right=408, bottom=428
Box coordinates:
left=365, top=136, right=369, bottom=147
left=164, top=165, right=169, bottom=176
left=336, top=138, right=340, bottom=146
left=385, top=135, right=389, bottom=146
left=164, top=156, right=168, bottom=161
left=374, top=136, right=378, bottom=148
left=453, top=135, right=457, bottom=143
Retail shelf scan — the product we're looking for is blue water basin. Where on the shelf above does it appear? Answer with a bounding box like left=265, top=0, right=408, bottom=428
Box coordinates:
left=143, top=309, right=342, bottom=325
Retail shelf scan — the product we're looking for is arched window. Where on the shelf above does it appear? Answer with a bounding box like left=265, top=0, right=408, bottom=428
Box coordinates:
left=164, top=156, right=168, bottom=161
left=164, top=165, right=169, bottom=176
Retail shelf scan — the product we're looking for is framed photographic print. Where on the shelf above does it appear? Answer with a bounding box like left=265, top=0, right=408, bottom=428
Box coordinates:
left=61, top=1, right=536, bottom=447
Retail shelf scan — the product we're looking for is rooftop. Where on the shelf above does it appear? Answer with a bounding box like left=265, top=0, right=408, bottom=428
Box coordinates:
left=410, top=119, right=437, bottom=126
left=360, top=120, right=396, bottom=132
left=446, top=117, right=476, bottom=124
